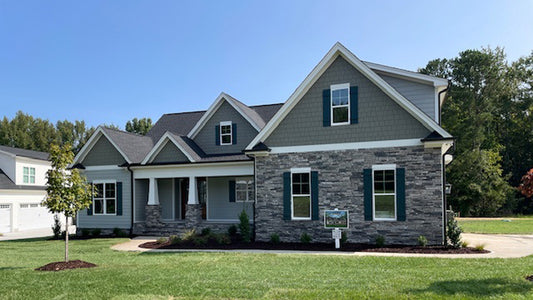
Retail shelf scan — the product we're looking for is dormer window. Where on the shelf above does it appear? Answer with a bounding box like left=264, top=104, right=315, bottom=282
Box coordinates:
left=331, top=83, right=350, bottom=125
left=23, top=167, right=35, bottom=184
left=220, top=121, right=232, bottom=145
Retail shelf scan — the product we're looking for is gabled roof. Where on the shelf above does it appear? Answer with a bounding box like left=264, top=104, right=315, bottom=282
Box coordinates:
left=0, top=169, right=45, bottom=190
left=73, top=126, right=154, bottom=165
left=142, top=132, right=203, bottom=164
left=0, top=145, right=49, bottom=161
left=246, top=42, right=452, bottom=150
left=187, top=92, right=266, bottom=139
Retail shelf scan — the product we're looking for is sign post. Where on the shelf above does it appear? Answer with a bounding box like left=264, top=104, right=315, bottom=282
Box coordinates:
left=324, top=209, right=349, bottom=249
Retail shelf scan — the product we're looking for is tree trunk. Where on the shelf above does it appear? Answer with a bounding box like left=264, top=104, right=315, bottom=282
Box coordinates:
left=65, top=215, right=69, bottom=262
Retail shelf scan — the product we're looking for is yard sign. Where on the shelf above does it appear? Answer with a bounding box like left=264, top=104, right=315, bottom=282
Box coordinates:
left=324, top=210, right=349, bottom=228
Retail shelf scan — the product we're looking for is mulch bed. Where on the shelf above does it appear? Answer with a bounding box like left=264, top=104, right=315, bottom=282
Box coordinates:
left=35, top=260, right=97, bottom=272
left=139, top=241, right=489, bottom=254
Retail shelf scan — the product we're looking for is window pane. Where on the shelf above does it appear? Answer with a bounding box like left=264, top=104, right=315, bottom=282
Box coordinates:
left=384, top=170, right=395, bottom=181
left=30, top=177, right=35, bottom=184
left=333, top=107, right=348, bottom=123
left=374, top=170, right=384, bottom=182
left=106, top=199, right=116, bottom=214
left=23, top=175, right=29, bottom=183
left=94, top=199, right=103, bottom=214
left=375, top=195, right=395, bottom=219
left=221, top=125, right=231, bottom=134
left=236, top=191, right=247, bottom=202
left=105, top=183, right=115, bottom=198
left=384, top=181, right=395, bottom=193
left=30, top=168, right=35, bottom=175
left=221, top=134, right=231, bottom=144
left=301, top=182, right=310, bottom=194
left=95, top=184, right=104, bottom=198
left=332, top=88, right=349, bottom=106
left=301, top=173, right=309, bottom=184
left=293, top=196, right=311, bottom=218
left=23, top=167, right=28, bottom=175
left=247, top=190, right=254, bottom=201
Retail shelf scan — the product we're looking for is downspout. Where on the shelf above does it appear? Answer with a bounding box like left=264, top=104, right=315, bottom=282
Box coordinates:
left=442, top=141, right=455, bottom=245
left=252, top=155, right=257, bottom=242
left=437, top=81, right=450, bottom=126
left=127, top=164, right=134, bottom=236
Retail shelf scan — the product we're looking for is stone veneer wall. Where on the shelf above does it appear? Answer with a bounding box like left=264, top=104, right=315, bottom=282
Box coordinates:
left=254, top=146, right=444, bottom=245
left=132, top=204, right=238, bottom=236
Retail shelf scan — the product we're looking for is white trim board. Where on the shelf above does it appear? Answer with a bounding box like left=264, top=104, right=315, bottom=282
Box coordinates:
left=268, top=139, right=423, bottom=154
left=364, top=61, right=449, bottom=87
left=72, top=127, right=132, bottom=165
left=246, top=42, right=452, bottom=151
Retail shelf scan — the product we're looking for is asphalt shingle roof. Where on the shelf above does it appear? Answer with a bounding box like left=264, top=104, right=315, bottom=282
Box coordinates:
left=0, top=145, right=49, bottom=161
left=100, top=127, right=154, bottom=163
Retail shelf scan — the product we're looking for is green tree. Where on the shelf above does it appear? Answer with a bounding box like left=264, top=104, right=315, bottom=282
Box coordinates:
left=125, top=117, right=152, bottom=135
left=42, top=144, right=94, bottom=262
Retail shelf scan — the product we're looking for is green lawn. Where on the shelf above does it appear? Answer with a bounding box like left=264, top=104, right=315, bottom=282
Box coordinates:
left=458, top=217, right=533, bottom=234
left=0, top=238, right=533, bottom=299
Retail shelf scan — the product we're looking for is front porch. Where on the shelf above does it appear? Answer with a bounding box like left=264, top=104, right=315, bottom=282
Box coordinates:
left=131, top=162, right=254, bottom=235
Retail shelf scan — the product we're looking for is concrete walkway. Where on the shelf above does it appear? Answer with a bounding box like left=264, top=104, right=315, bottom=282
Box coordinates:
left=110, top=233, right=533, bottom=258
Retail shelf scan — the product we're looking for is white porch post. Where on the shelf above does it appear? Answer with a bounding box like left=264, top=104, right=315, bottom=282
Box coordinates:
left=188, top=176, right=198, bottom=204
left=147, top=177, right=159, bottom=205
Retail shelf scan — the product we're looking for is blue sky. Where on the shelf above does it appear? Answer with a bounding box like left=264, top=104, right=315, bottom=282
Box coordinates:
left=1, top=1, right=532, bottom=129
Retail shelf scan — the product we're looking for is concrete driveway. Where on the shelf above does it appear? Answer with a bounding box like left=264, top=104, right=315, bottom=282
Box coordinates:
left=462, top=233, right=533, bottom=258
left=0, top=226, right=76, bottom=241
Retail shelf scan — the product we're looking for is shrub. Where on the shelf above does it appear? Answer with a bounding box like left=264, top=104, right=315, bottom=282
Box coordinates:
left=182, top=229, right=197, bottom=242
left=228, top=225, right=238, bottom=237
left=417, top=235, right=428, bottom=247
left=474, top=244, right=486, bottom=251
left=447, top=218, right=463, bottom=248
left=300, top=233, right=312, bottom=244
left=169, top=235, right=181, bottom=245
left=341, top=231, right=348, bottom=244
left=215, top=234, right=232, bottom=245
left=113, top=228, right=128, bottom=237
left=192, top=236, right=208, bottom=246
left=91, top=228, right=101, bottom=237
left=156, top=237, right=167, bottom=244
left=81, top=228, right=91, bottom=237
left=461, top=241, right=469, bottom=248
left=375, top=235, right=385, bottom=247
left=52, top=215, right=62, bottom=239
left=201, top=227, right=212, bottom=236
left=270, top=233, right=280, bottom=244
left=238, top=210, right=251, bottom=243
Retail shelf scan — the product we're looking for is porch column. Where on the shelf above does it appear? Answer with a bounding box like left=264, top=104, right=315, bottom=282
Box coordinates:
left=147, top=177, right=159, bottom=205
left=188, top=176, right=198, bottom=204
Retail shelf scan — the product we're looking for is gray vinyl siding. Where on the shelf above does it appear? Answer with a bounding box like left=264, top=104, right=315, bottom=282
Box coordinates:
left=207, top=177, right=253, bottom=220
left=134, top=179, right=148, bottom=222
left=379, top=74, right=436, bottom=121
left=265, top=56, right=431, bottom=147
left=194, top=101, right=259, bottom=155
left=158, top=179, right=174, bottom=220
left=152, top=141, right=190, bottom=163
left=82, top=136, right=126, bottom=166
left=77, top=168, right=131, bottom=229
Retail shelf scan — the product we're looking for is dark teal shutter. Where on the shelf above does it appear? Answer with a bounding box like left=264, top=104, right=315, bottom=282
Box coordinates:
left=229, top=180, right=236, bottom=202
left=323, top=89, right=331, bottom=127
left=311, top=171, right=319, bottom=220
left=232, top=123, right=237, bottom=145
left=116, top=182, right=123, bottom=216
left=87, top=183, right=93, bottom=215
left=350, top=86, right=358, bottom=124
left=215, top=125, right=220, bottom=145
left=396, top=168, right=406, bottom=221
left=363, top=169, right=373, bottom=221
left=283, top=172, right=291, bottom=220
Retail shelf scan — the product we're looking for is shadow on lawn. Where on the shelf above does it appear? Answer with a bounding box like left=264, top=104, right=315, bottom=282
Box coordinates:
left=407, top=278, right=532, bottom=297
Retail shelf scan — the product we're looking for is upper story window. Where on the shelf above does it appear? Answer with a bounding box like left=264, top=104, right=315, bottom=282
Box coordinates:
left=331, top=83, right=350, bottom=125
left=93, top=181, right=116, bottom=215
left=291, top=169, right=311, bottom=220
left=220, top=121, right=232, bottom=145
left=23, top=167, right=35, bottom=184
left=372, top=165, right=396, bottom=221
left=236, top=179, right=254, bottom=202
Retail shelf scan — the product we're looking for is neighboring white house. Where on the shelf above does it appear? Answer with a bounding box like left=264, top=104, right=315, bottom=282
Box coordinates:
left=0, top=145, right=55, bottom=233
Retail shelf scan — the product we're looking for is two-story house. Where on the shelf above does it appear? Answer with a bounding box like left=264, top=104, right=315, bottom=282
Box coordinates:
left=0, top=145, right=54, bottom=233
left=73, top=43, right=453, bottom=244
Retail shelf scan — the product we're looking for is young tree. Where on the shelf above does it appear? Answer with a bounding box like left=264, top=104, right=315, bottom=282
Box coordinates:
left=43, top=144, right=94, bottom=262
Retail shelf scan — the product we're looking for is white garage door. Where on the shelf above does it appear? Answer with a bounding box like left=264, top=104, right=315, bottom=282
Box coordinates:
left=0, top=204, right=11, bottom=233
left=18, top=203, right=54, bottom=231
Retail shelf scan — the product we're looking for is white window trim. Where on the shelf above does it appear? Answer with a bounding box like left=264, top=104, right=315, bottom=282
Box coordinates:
left=92, top=180, right=117, bottom=216
left=235, top=179, right=254, bottom=202
left=23, top=166, right=36, bottom=184
left=220, top=121, right=232, bottom=145
left=371, top=165, right=397, bottom=221
left=291, top=170, right=312, bottom=220
left=330, top=83, right=350, bottom=126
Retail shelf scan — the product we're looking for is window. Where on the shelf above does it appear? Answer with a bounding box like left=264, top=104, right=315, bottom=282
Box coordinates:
left=292, top=170, right=311, bottom=219
left=220, top=121, right=232, bottom=145
left=331, top=83, right=350, bottom=125
left=93, top=182, right=116, bottom=215
left=373, top=166, right=396, bottom=220
left=23, top=167, right=35, bottom=184
left=236, top=179, right=254, bottom=202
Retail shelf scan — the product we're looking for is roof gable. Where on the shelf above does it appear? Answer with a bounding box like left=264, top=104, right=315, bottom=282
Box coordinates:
left=142, top=132, right=201, bottom=164
left=246, top=42, right=451, bottom=150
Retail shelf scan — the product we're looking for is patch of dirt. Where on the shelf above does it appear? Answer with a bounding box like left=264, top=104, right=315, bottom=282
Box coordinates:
left=35, top=260, right=97, bottom=272
left=139, top=241, right=489, bottom=254
left=526, top=275, right=533, bottom=282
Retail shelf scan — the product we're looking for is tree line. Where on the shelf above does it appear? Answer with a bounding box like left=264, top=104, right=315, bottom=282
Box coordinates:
left=1, top=46, right=532, bottom=216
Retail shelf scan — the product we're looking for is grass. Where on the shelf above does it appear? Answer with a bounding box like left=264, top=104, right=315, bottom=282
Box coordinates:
left=457, top=217, right=533, bottom=234
left=0, top=238, right=533, bottom=299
